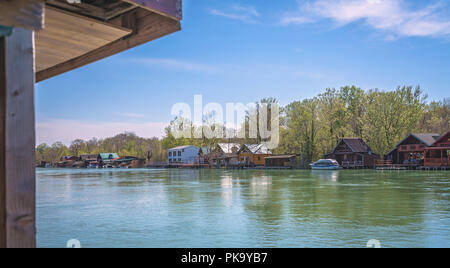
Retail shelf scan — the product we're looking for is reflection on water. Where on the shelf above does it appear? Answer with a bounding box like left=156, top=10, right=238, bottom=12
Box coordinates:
left=312, top=170, right=340, bottom=182
left=36, top=169, right=450, bottom=248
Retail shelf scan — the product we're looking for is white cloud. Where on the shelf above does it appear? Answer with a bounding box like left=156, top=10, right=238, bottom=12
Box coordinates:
left=131, top=58, right=216, bottom=72
left=210, top=4, right=260, bottom=23
left=281, top=0, right=450, bottom=38
left=36, top=120, right=168, bottom=145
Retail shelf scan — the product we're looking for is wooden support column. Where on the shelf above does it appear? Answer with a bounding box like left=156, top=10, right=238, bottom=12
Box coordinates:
left=0, top=28, right=36, bottom=248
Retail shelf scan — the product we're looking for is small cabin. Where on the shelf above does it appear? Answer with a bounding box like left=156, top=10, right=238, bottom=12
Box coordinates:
left=325, top=138, right=378, bottom=168
left=238, top=144, right=272, bottom=166
left=386, top=133, right=440, bottom=165
left=424, top=130, right=450, bottom=167
left=210, top=143, right=241, bottom=167
left=265, top=155, right=298, bottom=168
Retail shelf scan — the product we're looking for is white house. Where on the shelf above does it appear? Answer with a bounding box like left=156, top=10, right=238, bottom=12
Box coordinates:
left=168, top=145, right=200, bottom=164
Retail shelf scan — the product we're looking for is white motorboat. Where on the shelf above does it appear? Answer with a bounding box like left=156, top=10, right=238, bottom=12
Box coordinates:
left=310, top=159, right=343, bottom=170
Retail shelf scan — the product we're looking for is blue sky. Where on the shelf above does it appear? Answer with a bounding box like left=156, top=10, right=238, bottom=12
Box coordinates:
left=36, top=0, right=450, bottom=145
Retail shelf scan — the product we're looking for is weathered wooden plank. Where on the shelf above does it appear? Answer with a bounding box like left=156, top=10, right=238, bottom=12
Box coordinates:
left=36, top=9, right=181, bottom=82
left=35, top=6, right=132, bottom=72
left=0, top=28, right=36, bottom=248
left=123, top=0, right=182, bottom=20
left=0, top=0, right=44, bottom=31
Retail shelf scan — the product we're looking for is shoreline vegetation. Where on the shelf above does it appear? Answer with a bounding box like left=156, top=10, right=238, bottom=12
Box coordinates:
left=36, top=85, right=449, bottom=166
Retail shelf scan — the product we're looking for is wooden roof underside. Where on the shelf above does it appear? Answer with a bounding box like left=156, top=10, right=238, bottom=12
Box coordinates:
left=0, top=0, right=182, bottom=82
left=36, top=0, right=181, bottom=82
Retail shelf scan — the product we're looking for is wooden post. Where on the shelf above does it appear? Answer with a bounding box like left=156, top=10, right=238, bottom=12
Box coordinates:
left=0, top=28, right=36, bottom=248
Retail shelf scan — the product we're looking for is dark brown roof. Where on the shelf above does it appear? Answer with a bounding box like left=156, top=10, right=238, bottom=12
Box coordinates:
left=338, top=138, right=372, bottom=153
left=412, top=133, right=440, bottom=146
left=432, top=130, right=450, bottom=146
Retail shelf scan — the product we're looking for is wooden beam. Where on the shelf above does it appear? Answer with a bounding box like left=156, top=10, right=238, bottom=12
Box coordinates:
left=0, top=0, right=44, bottom=31
left=35, top=6, right=132, bottom=72
left=0, top=28, right=36, bottom=248
left=123, top=0, right=182, bottom=20
left=36, top=9, right=181, bottom=82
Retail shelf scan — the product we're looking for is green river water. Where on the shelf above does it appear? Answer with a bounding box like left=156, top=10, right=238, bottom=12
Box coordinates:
left=36, top=168, right=450, bottom=248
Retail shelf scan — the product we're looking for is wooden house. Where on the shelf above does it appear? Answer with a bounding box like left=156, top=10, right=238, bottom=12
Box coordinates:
left=424, top=130, right=450, bottom=168
left=1, top=0, right=182, bottom=247
left=238, top=144, right=272, bottom=166
left=198, top=147, right=211, bottom=165
left=386, top=133, right=440, bottom=165
left=113, top=156, right=146, bottom=168
left=325, top=138, right=378, bottom=168
left=210, top=143, right=241, bottom=167
left=265, top=155, right=298, bottom=168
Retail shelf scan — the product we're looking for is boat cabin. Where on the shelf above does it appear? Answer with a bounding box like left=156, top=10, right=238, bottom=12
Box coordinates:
left=325, top=138, right=378, bottom=168
left=265, top=155, right=298, bottom=168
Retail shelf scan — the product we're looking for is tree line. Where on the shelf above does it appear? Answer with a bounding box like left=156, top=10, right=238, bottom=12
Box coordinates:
left=36, top=85, right=449, bottom=164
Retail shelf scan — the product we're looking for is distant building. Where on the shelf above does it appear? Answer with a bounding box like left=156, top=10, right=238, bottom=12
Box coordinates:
left=265, top=155, right=298, bottom=168
left=198, top=147, right=212, bottom=164
left=386, top=133, right=440, bottom=165
left=238, top=144, right=272, bottom=166
left=325, top=138, right=378, bottom=168
left=210, top=143, right=241, bottom=167
left=424, top=130, right=450, bottom=167
left=168, top=146, right=200, bottom=164
left=80, top=153, right=119, bottom=167
left=57, top=155, right=80, bottom=168
left=99, top=153, right=120, bottom=164
left=60, top=156, right=79, bottom=161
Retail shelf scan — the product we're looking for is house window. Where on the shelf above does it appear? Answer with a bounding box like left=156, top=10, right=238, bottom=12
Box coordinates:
left=169, top=152, right=172, bottom=157
left=178, top=159, right=181, bottom=162
left=258, top=156, right=261, bottom=161
left=178, top=151, right=181, bottom=156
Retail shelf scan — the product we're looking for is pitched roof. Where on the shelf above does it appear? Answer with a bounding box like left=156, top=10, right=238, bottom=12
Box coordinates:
left=395, top=133, right=440, bottom=148
left=217, top=143, right=241, bottom=154
left=241, top=144, right=272, bottom=155
left=265, top=155, right=297, bottom=159
left=412, top=133, right=441, bottom=146
left=345, top=138, right=372, bottom=153
left=386, top=133, right=441, bottom=155
left=332, top=138, right=372, bottom=153
left=169, top=145, right=198, bottom=151
left=431, top=130, right=450, bottom=146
